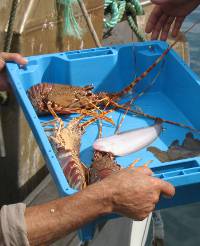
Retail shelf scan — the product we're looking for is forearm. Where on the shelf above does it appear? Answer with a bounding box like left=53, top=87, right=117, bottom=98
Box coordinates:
left=25, top=182, right=112, bottom=245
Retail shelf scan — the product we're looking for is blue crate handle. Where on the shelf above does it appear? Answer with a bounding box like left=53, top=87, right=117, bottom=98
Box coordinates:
left=66, top=47, right=116, bottom=60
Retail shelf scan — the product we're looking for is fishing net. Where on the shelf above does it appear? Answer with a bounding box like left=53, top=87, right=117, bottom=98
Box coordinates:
left=57, top=0, right=82, bottom=39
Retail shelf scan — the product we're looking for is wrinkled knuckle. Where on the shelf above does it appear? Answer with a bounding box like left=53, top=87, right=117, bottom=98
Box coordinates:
left=152, top=178, right=161, bottom=188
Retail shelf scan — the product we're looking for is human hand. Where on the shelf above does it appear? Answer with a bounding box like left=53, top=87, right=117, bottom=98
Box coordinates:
left=0, top=52, right=27, bottom=91
left=24, top=166, right=174, bottom=245
left=145, top=0, right=200, bottom=40
left=102, top=166, right=175, bottom=221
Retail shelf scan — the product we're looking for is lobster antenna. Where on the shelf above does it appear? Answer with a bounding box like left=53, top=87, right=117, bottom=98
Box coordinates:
left=112, top=19, right=200, bottom=99
left=116, top=102, right=200, bottom=133
left=80, top=109, right=114, bottom=128
left=115, top=61, right=164, bottom=134
left=133, top=61, right=164, bottom=101
left=115, top=97, right=135, bottom=134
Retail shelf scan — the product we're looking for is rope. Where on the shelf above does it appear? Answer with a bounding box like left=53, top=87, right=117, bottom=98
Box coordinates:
left=126, top=1, right=146, bottom=41
left=131, top=0, right=144, bottom=15
left=104, top=0, right=146, bottom=42
left=4, top=0, right=19, bottom=52
left=57, top=0, right=102, bottom=46
left=104, top=0, right=126, bottom=29
left=57, top=0, right=82, bottom=39
left=127, top=15, right=145, bottom=41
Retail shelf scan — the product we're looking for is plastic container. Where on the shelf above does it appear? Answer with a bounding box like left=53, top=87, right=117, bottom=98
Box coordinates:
left=6, top=41, right=200, bottom=241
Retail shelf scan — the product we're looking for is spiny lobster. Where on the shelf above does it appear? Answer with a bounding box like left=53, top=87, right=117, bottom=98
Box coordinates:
left=43, top=107, right=118, bottom=190
left=28, top=21, right=198, bottom=132
left=28, top=83, right=114, bottom=125
left=43, top=115, right=88, bottom=190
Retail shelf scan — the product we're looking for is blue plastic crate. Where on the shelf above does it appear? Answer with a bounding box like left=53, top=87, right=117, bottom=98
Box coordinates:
left=6, top=41, right=200, bottom=241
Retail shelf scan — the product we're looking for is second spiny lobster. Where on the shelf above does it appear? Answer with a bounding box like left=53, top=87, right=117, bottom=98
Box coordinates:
left=43, top=114, right=88, bottom=190
left=42, top=108, right=116, bottom=190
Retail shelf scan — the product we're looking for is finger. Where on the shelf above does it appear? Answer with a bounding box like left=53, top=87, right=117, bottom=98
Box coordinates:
left=145, top=6, right=163, bottom=34
left=158, top=179, right=175, bottom=198
left=0, top=59, right=5, bottom=70
left=160, top=16, right=175, bottom=40
left=129, top=166, right=153, bottom=176
left=151, top=14, right=168, bottom=40
left=0, top=52, right=28, bottom=65
left=171, top=17, right=185, bottom=37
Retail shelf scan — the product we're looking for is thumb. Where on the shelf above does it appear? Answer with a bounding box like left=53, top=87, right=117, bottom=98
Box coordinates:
left=158, top=179, right=175, bottom=198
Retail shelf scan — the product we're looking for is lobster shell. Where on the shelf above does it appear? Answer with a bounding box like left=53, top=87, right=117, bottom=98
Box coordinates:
left=48, top=117, right=88, bottom=190
left=89, top=151, right=121, bottom=184
left=28, top=83, right=95, bottom=115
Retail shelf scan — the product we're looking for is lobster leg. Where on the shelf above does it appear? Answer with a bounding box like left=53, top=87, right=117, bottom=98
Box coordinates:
left=128, top=159, right=153, bottom=170
left=128, top=159, right=141, bottom=169
left=80, top=109, right=115, bottom=126
left=80, top=109, right=115, bottom=128
left=143, top=160, right=153, bottom=167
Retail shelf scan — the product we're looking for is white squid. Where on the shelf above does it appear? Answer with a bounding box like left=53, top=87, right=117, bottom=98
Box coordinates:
left=93, top=121, right=162, bottom=156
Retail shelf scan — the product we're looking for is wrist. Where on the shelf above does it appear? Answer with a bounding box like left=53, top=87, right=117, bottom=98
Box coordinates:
left=85, top=181, right=114, bottom=215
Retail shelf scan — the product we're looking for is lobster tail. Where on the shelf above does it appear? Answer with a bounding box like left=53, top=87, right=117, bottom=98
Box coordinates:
left=57, top=147, right=87, bottom=190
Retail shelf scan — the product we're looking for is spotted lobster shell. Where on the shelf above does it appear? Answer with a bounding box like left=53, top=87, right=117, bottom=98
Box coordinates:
left=28, top=83, right=95, bottom=115
left=48, top=118, right=88, bottom=190
left=89, top=151, right=121, bottom=184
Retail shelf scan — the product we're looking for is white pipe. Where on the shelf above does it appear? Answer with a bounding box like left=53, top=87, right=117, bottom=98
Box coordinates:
left=130, top=214, right=152, bottom=246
